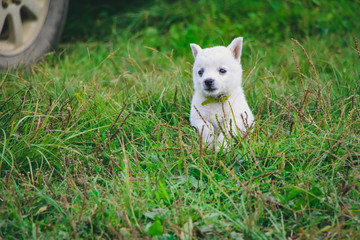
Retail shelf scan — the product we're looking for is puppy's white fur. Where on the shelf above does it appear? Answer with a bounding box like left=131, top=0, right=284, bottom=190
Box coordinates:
left=190, top=37, right=254, bottom=150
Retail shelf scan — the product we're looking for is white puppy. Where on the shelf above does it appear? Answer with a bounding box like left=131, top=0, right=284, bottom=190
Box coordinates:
left=189, top=37, right=254, bottom=150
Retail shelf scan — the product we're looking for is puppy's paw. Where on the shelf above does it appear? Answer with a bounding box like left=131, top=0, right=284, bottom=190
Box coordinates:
left=215, top=140, right=229, bottom=153
left=215, top=133, right=230, bottom=153
left=199, top=126, right=215, bottom=149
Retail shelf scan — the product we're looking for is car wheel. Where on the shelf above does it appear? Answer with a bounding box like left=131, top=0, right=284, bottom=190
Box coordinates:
left=0, top=0, right=69, bottom=69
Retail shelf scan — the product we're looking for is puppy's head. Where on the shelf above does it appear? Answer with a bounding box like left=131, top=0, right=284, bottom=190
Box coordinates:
left=190, top=37, right=243, bottom=98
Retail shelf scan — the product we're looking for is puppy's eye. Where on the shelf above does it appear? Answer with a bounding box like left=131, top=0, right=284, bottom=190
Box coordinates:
left=198, top=69, right=204, bottom=76
left=219, top=68, right=227, bottom=74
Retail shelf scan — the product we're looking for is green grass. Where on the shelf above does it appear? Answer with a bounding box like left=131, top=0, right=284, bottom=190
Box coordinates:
left=1, top=0, right=360, bottom=239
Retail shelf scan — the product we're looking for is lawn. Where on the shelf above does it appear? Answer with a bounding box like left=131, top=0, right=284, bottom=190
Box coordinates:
left=1, top=0, right=360, bottom=239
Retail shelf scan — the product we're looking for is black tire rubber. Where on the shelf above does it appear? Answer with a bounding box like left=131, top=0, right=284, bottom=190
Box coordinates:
left=0, top=0, right=69, bottom=69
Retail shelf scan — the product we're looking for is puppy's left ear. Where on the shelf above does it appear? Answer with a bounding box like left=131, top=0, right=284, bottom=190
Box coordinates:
left=190, top=43, right=202, bottom=59
left=227, top=37, right=243, bottom=62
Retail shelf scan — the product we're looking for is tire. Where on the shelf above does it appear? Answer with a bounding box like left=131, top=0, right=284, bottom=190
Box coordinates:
left=0, top=0, right=69, bottom=69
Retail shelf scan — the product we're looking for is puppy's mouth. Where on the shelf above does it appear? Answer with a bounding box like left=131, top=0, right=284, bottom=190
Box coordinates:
left=204, top=87, right=217, bottom=92
left=203, top=87, right=220, bottom=97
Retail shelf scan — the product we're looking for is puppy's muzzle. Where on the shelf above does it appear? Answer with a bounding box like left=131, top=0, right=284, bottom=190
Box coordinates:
left=204, top=78, right=215, bottom=91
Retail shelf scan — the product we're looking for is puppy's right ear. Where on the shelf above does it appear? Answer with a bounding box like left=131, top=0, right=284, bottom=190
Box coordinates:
left=228, top=37, right=243, bottom=62
left=190, top=43, right=202, bottom=59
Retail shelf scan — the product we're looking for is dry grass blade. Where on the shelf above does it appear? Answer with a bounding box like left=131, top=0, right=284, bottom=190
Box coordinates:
left=153, top=147, right=181, bottom=151
left=0, top=72, right=7, bottom=89
left=193, top=105, right=210, bottom=129
left=62, top=107, right=72, bottom=130
left=342, top=142, right=359, bottom=181
left=291, top=41, right=304, bottom=88
left=152, top=123, right=186, bottom=135
left=247, top=153, right=285, bottom=182
left=110, top=112, right=131, bottom=140
left=78, top=182, right=88, bottom=221
left=299, top=78, right=314, bottom=113
left=215, top=114, right=229, bottom=139
left=120, top=138, right=143, bottom=233
left=248, top=146, right=263, bottom=173
left=291, top=38, right=318, bottom=79
left=173, top=86, right=186, bottom=122
left=199, top=126, right=204, bottom=188
left=75, top=79, right=100, bottom=119
left=219, top=160, right=247, bottom=189
left=110, top=104, right=127, bottom=130
left=106, top=48, right=121, bottom=74
left=354, top=36, right=360, bottom=59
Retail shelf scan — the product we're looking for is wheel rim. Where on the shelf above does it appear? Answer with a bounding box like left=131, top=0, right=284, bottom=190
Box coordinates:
left=0, top=0, right=49, bottom=56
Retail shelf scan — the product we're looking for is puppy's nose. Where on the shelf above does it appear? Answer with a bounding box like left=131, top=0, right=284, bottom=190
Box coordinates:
left=204, top=78, right=214, bottom=88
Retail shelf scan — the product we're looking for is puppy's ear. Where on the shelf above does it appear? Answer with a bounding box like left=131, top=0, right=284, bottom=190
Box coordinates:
left=227, top=37, right=243, bottom=61
left=190, top=43, right=202, bottom=59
